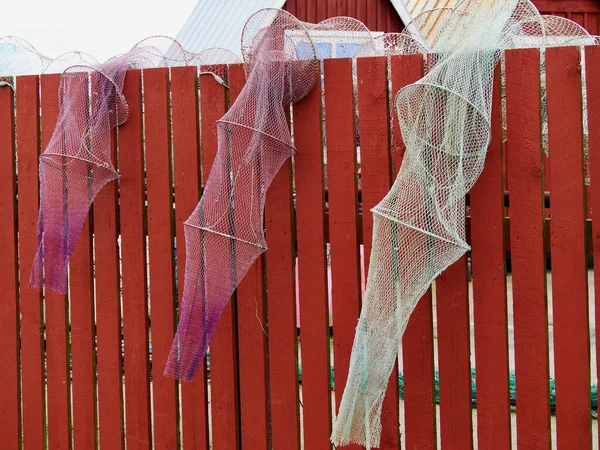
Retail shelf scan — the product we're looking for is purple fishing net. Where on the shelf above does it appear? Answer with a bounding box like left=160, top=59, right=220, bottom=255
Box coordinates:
left=165, top=9, right=375, bottom=380
left=28, top=37, right=229, bottom=293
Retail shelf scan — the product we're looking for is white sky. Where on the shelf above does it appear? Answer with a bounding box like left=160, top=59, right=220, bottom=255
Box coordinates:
left=0, top=0, right=199, bottom=62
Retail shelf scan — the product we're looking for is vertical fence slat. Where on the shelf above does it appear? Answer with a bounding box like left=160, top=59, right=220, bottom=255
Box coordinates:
left=95, top=122, right=124, bottom=450
left=171, top=65, right=210, bottom=450
left=0, top=79, right=19, bottom=449
left=69, top=76, right=97, bottom=450
left=324, top=57, right=362, bottom=450
left=546, top=45, right=591, bottom=449
left=69, top=187, right=96, bottom=449
left=199, top=69, right=240, bottom=450
left=402, top=291, right=436, bottom=449
left=505, top=48, right=551, bottom=450
left=265, top=128, right=301, bottom=449
left=119, top=69, right=152, bottom=450
left=236, top=254, right=269, bottom=448
left=41, top=72, right=72, bottom=450
left=294, top=65, right=332, bottom=449
left=228, top=63, right=270, bottom=450
left=357, top=55, right=402, bottom=449
left=587, top=45, right=600, bottom=449
left=470, top=68, right=512, bottom=450
left=436, top=257, right=473, bottom=449
left=143, top=67, right=179, bottom=449
left=17, top=74, right=45, bottom=450
left=389, top=53, right=437, bottom=450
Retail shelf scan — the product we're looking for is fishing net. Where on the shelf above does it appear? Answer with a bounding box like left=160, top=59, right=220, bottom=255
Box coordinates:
left=29, top=37, right=238, bottom=293
left=331, top=1, right=596, bottom=447
left=165, top=9, right=377, bottom=380
left=0, top=36, right=98, bottom=76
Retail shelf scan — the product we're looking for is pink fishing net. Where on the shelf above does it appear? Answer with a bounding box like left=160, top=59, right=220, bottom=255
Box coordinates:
left=165, top=9, right=376, bottom=380
left=29, top=37, right=238, bottom=293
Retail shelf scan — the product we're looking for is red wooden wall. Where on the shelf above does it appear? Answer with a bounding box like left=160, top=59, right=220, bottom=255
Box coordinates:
left=282, top=0, right=600, bottom=35
left=536, top=0, right=600, bottom=35
left=1, top=47, right=599, bottom=449
left=283, top=0, right=404, bottom=32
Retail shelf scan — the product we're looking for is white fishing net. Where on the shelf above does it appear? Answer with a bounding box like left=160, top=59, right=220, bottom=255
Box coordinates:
left=331, top=1, right=596, bottom=447
left=0, top=36, right=98, bottom=76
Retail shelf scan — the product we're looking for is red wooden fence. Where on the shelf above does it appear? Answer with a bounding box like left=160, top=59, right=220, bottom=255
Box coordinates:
left=0, top=47, right=599, bottom=449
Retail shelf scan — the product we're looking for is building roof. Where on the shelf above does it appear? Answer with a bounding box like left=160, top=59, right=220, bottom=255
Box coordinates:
left=404, top=0, right=460, bottom=20
left=176, top=0, right=285, bottom=57
left=175, top=0, right=466, bottom=57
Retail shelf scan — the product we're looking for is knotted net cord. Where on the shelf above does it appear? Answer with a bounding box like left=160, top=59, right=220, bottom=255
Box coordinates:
left=30, top=37, right=241, bottom=293
left=165, top=8, right=379, bottom=380
left=332, top=1, right=597, bottom=447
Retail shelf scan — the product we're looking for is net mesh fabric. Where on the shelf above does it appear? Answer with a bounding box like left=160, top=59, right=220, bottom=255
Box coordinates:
left=29, top=37, right=235, bottom=293
left=332, top=0, right=596, bottom=447
left=0, top=36, right=98, bottom=76
left=164, top=9, right=377, bottom=380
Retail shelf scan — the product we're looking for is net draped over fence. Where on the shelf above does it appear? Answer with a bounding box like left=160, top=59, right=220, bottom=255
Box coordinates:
left=164, top=9, right=385, bottom=380
left=19, top=2, right=599, bottom=448
left=332, top=1, right=597, bottom=447
left=29, top=38, right=240, bottom=293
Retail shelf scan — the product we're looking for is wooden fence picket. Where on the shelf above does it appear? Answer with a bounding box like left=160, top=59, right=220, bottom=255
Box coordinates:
left=470, top=68, right=512, bottom=449
left=294, top=64, right=333, bottom=449
left=546, top=45, right=591, bottom=449
left=171, top=65, right=210, bottom=450
left=505, top=48, right=551, bottom=450
left=41, top=72, right=72, bottom=450
left=0, top=49, right=598, bottom=450
left=119, top=69, right=152, bottom=450
left=0, top=78, right=19, bottom=450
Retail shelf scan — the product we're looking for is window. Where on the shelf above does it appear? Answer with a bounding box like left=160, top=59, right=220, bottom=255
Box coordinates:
left=287, top=29, right=383, bottom=60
